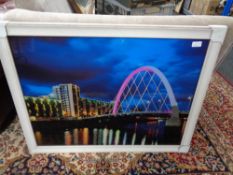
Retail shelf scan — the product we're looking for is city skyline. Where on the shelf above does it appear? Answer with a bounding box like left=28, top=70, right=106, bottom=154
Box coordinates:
left=10, top=37, right=209, bottom=112
left=24, top=82, right=114, bottom=119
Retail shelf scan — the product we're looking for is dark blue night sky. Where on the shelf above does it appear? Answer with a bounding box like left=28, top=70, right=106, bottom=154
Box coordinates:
left=9, top=37, right=209, bottom=111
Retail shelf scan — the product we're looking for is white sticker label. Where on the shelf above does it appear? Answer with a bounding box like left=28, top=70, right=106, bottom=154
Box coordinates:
left=192, top=41, right=202, bottom=48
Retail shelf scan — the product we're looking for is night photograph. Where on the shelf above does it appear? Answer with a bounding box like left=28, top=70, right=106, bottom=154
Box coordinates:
left=9, top=36, right=209, bottom=146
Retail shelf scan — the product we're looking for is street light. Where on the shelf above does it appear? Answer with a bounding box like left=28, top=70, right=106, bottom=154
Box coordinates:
left=188, top=96, right=192, bottom=109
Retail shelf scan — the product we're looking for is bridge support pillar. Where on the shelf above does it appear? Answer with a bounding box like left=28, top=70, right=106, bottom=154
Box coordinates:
left=166, top=106, right=181, bottom=127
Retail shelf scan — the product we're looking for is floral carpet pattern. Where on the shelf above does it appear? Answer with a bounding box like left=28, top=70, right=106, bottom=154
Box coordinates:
left=0, top=72, right=232, bottom=175
left=0, top=118, right=29, bottom=173
left=199, top=72, right=233, bottom=172
left=126, top=127, right=229, bottom=175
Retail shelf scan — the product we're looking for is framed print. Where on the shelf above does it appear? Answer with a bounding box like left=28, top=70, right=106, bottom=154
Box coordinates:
left=0, top=21, right=227, bottom=153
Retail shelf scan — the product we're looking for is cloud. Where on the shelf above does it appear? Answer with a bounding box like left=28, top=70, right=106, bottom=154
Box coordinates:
left=10, top=37, right=209, bottom=111
left=20, top=79, right=53, bottom=96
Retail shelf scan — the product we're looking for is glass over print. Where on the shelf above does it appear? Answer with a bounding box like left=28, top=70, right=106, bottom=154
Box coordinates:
left=9, top=37, right=209, bottom=146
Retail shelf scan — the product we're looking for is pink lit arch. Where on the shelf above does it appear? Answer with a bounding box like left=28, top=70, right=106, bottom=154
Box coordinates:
left=112, top=66, right=177, bottom=115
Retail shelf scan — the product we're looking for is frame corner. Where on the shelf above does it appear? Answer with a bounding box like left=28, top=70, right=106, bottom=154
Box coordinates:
left=209, top=25, right=228, bottom=43
left=0, top=21, right=7, bottom=38
left=178, top=145, right=190, bottom=153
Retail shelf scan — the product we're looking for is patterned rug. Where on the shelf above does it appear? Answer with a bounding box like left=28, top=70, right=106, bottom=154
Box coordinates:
left=0, top=72, right=232, bottom=175
left=199, top=72, right=233, bottom=172
left=0, top=118, right=230, bottom=175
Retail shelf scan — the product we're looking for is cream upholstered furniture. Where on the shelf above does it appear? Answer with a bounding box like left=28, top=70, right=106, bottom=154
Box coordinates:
left=2, top=9, right=233, bottom=66
left=14, top=0, right=73, bottom=13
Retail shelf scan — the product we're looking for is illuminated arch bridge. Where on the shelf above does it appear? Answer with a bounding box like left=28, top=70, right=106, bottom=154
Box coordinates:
left=113, top=66, right=179, bottom=116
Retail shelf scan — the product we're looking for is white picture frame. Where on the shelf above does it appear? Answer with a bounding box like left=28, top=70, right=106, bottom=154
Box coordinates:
left=0, top=20, right=227, bottom=154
